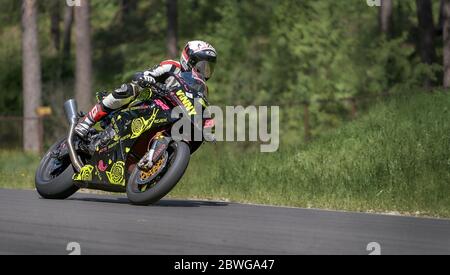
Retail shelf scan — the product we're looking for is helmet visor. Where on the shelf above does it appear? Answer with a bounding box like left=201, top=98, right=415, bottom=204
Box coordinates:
left=194, top=61, right=215, bottom=80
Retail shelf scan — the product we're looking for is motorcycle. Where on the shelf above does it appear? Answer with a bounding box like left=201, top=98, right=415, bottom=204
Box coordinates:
left=35, top=71, right=214, bottom=205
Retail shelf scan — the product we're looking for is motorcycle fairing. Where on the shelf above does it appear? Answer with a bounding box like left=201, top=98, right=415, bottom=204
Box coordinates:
left=72, top=99, right=172, bottom=189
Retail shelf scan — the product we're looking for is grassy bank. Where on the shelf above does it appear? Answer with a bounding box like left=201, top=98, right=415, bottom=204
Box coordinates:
left=0, top=151, right=40, bottom=190
left=1, top=91, right=449, bottom=217
left=171, top=91, right=450, bottom=217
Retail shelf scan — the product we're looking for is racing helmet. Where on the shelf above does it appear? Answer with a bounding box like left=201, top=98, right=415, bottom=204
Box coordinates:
left=180, top=40, right=217, bottom=81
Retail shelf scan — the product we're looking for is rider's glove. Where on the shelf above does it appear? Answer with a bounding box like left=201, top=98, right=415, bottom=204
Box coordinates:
left=134, top=71, right=156, bottom=88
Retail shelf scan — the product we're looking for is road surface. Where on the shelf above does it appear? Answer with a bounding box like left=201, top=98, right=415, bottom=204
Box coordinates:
left=0, top=189, right=448, bottom=255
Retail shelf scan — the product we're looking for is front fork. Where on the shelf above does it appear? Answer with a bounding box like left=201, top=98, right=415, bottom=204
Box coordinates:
left=138, top=132, right=172, bottom=171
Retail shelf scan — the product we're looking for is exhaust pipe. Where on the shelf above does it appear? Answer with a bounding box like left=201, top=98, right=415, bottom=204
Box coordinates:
left=64, top=99, right=83, bottom=172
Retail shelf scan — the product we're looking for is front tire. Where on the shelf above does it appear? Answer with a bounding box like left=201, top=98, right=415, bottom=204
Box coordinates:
left=126, top=141, right=190, bottom=205
left=35, top=138, right=79, bottom=199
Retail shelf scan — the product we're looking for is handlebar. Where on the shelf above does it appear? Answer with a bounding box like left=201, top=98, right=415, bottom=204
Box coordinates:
left=149, top=82, right=169, bottom=97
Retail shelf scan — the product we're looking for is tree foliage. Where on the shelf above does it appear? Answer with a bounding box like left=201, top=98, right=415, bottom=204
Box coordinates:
left=0, top=0, right=444, bottom=137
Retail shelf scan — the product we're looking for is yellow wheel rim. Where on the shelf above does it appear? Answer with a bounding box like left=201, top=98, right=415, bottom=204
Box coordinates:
left=140, top=155, right=166, bottom=181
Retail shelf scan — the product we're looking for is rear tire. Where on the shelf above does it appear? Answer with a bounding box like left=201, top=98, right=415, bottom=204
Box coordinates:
left=126, top=141, right=190, bottom=205
left=35, top=138, right=79, bottom=199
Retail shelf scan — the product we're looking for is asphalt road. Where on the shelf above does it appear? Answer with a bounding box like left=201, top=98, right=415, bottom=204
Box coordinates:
left=0, top=189, right=449, bottom=255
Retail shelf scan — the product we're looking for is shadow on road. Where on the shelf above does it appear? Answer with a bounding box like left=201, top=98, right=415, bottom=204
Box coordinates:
left=68, top=196, right=229, bottom=208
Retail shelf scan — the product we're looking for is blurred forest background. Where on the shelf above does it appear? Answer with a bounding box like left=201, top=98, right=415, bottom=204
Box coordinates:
left=1, top=0, right=449, bottom=216
left=1, top=0, right=449, bottom=151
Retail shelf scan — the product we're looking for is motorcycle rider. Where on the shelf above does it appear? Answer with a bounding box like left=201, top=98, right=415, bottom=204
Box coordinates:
left=74, top=40, right=217, bottom=139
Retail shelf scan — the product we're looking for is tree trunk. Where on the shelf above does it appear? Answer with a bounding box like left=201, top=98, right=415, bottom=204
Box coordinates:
left=74, top=0, right=93, bottom=112
left=22, top=0, right=42, bottom=153
left=166, top=0, right=178, bottom=59
left=379, top=0, right=393, bottom=36
left=438, top=0, right=445, bottom=36
left=119, top=0, right=137, bottom=24
left=443, top=0, right=450, bottom=88
left=416, top=0, right=437, bottom=88
left=49, top=0, right=61, bottom=53
left=416, top=0, right=436, bottom=65
left=62, top=5, right=74, bottom=61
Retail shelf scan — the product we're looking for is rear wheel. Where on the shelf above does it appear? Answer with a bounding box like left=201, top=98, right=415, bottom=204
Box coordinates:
left=35, top=138, right=79, bottom=199
left=126, top=141, right=190, bottom=205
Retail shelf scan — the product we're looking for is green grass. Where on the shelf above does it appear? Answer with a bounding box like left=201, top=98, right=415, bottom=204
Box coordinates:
left=1, top=91, right=449, bottom=217
left=0, top=151, right=40, bottom=189
left=171, top=91, right=450, bottom=217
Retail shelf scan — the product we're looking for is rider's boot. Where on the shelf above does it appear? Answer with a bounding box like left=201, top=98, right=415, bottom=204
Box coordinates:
left=74, top=103, right=109, bottom=139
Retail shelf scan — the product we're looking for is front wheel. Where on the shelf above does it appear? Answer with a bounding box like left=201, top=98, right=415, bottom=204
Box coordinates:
left=35, top=137, right=79, bottom=199
left=126, top=141, right=190, bottom=205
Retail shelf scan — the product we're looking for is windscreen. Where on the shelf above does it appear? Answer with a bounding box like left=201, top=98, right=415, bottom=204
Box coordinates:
left=179, top=72, right=208, bottom=98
